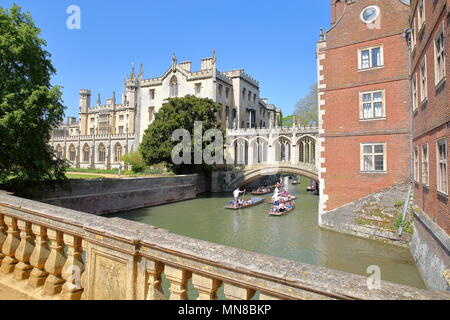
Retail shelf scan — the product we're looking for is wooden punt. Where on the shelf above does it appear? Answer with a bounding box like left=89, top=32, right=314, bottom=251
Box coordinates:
left=267, top=196, right=297, bottom=204
left=251, top=190, right=273, bottom=196
left=269, top=204, right=296, bottom=216
left=224, top=198, right=265, bottom=210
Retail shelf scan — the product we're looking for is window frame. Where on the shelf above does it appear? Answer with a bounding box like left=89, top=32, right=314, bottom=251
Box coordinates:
left=420, top=56, right=428, bottom=103
left=414, top=146, right=420, bottom=182
left=421, top=143, right=429, bottom=186
left=436, top=139, right=448, bottom=195
left=412, top=73, right=419, bottom=112
left=358, top=45, right=384, bottom=71
left=360, top=143, right=387, bottom=173
left=359, top=89, right=386, bottom=120
left=417, top=0, right=425, bottom=32
left=434, top=22, right=446, bottom=86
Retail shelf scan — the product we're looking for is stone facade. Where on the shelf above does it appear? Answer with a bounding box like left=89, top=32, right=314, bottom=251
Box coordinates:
left=50, top=53, right=282, bottom=170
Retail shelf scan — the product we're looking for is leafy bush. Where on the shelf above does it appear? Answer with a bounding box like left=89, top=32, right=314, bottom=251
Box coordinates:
left=121, top=152, right=146, bottom=173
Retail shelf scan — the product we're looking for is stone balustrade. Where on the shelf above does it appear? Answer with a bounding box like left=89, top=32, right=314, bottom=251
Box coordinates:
left=0, top=192, right=448, bottom=300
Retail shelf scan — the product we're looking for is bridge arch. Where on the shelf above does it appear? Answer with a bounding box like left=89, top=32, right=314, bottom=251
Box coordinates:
left=228, top=164, right=319, bottom=189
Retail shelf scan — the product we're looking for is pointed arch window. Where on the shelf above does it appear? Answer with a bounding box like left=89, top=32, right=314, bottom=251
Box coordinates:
left=170, top=76, right=179, bottom=97
left=114, top=144, right=122, bottom=163
left=98, top=144, right=106, bottom=162
left=83, top=144, right=90, bottom=163
left=56, top=145, right=63, bottom=160
left=69, top=145, right=76, bottom=162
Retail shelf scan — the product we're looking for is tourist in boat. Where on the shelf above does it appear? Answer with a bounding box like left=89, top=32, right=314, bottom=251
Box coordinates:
left=233, top=188, right=245, bottom=205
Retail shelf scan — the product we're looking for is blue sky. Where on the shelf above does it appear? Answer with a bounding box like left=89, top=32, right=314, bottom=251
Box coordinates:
left=2, top=0, right=330, bottom=118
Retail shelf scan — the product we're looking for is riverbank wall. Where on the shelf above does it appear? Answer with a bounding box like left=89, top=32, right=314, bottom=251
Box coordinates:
left=34, top=174, right=210, bottom=215
left=410, top=206, right=450, bottom=291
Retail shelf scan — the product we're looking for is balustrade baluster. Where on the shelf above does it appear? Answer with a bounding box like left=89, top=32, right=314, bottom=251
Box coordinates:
left=165, top=265, right=192, bottom=300
left=0, top=216, right=20, bottom=274
left=145, top=260, right=165, bottom=300
left=14, top=220, right=34, bottom=280
left=44, top=229, right=66, bottom=295
left=61, top=234, right=84, bottom=300
left=28, top=224, right=50, bottom=288
left=192, top=273, right=221, bottom=300
left=224, top=283, right=255, bottom=300
left=80, top=240, right=88, bottom=300
left=0, top=214, right=6, bottom=266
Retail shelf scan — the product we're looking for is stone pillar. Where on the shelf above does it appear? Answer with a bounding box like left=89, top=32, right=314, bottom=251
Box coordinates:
left=144, top=260, right=165, bottom=300
left=165, top=265, right=191, bottom=300
left=0, top=214, right=6, bottom=266
left=192, top=274, right=221, bottom=300
left=13, top=220, right=34, bottom=280
left=223, top=283, right=255, bottom=300
left=44, top=229, right=66, bottom=295
left=291, top=144, right=298, bottom=165
left=61, top=234, right=84, bottom=300
left=248, top=142, right=254, bottom=166
left=0, top=216, right=20, bottom=274
left=28, top=225, right=50, bottom=288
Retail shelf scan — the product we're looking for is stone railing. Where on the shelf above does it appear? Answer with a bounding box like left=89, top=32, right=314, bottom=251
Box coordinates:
left=0, top=192, right=448, bottom=300
left=50, top=133, right=135, bottom=142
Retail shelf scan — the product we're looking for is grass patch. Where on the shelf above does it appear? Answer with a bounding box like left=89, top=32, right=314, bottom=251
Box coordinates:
left=65, top=174, right=107, bottom=180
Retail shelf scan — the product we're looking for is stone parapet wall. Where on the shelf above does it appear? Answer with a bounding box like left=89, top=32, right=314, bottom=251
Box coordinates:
left=0, top=193, right=448, bottom=300
left=35, top=175, right=210, bottom=215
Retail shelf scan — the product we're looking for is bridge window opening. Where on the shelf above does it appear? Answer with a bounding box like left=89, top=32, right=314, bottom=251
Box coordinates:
left=252, top=139, right=268, bottom=164
left=234, top=139, right=249, bottom=166
left=299, top=138, right=316, bottom=164
left=275, top=138, right=291, bottom=162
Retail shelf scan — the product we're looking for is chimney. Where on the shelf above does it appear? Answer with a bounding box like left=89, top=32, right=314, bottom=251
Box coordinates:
left=201, top=57, right=214, bottom=70
left=331, top=0, right=345, bottom=25
left=179, top=61, right=192, bottom=72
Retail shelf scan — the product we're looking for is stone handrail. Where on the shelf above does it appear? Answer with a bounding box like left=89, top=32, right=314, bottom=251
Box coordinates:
left=0, top=192, right=448, bottom=300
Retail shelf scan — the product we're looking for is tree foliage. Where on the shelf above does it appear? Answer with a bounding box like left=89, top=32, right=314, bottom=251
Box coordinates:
left=139, top=95, right=222, bottom=175
left=0, top=5, right=66, bottom=191
left=294, top=83, right=318, bottom=126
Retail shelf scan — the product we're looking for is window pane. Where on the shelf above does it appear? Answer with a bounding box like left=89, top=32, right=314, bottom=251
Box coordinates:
left=373, top=92, right=382, bottom=101
left=361, top=50, right=370, bottom=68
left=364, top=155, right=373, bottom=171
left=374, top=155, right=384, bottom=171
left=363, top=93, right=372, bottom=102
left=363, top=103, right=372, bottom=118
left=374, top=102, right=383, bottom=117
left=374, top=145, right=384, bottom=154
left=364, top=145, right=373, bottom=154
left=372, top=48, right=381, bottom=67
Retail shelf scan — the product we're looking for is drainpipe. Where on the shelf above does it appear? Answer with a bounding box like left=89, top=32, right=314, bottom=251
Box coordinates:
left=399, top=28, right=414, bottom=237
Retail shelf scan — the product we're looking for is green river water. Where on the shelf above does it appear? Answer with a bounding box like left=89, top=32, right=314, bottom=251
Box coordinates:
left=113, top=177, right=426, bottom=290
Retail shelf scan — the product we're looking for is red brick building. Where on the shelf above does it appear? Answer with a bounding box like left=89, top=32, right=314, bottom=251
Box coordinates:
left=410, top=0, right=448, bottom=234
left=317, top=0, right=411, bottom=218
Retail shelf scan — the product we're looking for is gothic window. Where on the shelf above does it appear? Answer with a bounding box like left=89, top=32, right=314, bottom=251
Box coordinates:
left=69, top=145, right=76, bottom=162
left=98, top=143, right=106, bottom=162
left=170, top=76, right=178, bottom=97
left=119, top=126, right=124, bottom=134
left=149, top=89, right=155, bottom=101
left=56, top=145, right=63, bottom=159
left=275, top=137, right=291, bottom=162
left=298, top=138, right=316, bottom=164
left=114, top=143, right=122, bottom=163
left=195, top=83, right=202, bottom=96
left=83, top=144, right=90, bottom=163
left=252, top=138, right=268, bottom=164
left=234, top=139, right=249, bottom=166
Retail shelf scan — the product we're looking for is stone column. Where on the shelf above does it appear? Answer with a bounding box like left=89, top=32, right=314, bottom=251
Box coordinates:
left=13, top=220, right=34, bottom=280
left=224, top=283, right=255, bottom=300
left=28, top=225, right=50, bottom=288
left=0, top=216, right=20, bottom=274
left=192, top=274, right=221, bottom=300
left=44, top=229, right=66, bottom=295
left=61, top=234, right=84, bottom=300
left=165, top=265, right=191, bottom=300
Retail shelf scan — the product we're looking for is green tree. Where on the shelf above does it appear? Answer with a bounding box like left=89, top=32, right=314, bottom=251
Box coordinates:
left=282, top=115, right=294, bottom=127
left=294, top=83, right=318, bottom=126
left=140, top=95, right=222, bottom=174
left=0, top=5, right=66, bottom=191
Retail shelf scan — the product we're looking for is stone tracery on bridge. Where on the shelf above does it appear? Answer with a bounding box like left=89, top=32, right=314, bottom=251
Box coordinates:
left=222, top=126, right=320, bottom=189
